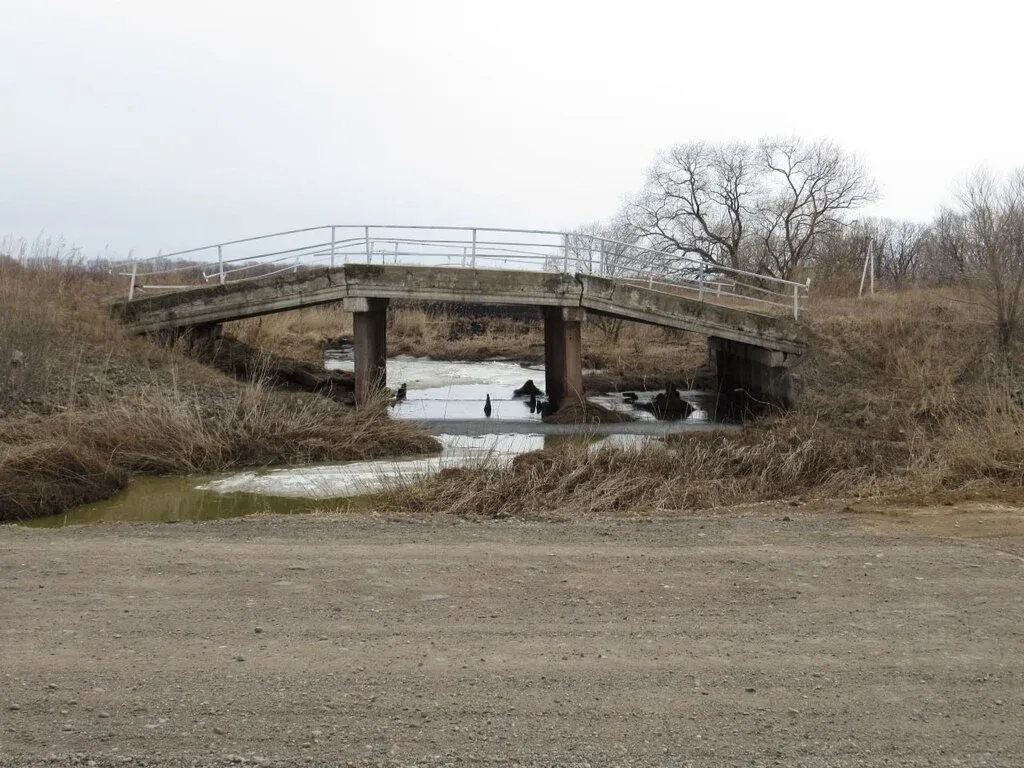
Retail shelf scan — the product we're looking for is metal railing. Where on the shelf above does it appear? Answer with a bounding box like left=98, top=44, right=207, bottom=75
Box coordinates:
left=117, top=225, right=810, bottom=319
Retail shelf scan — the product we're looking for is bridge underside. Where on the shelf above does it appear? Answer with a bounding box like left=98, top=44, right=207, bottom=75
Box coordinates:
left=113, top=265, right=806, bottom=408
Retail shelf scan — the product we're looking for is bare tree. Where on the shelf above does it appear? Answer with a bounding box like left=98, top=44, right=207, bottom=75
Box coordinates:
left=921, top=208, right=971, bottom=283
left=871, top=218, right=929, bottom=289
left=754, top=138, right=877, bottom=280
left=625, top=141, right=758, bottom=273
left=957, top=169, right=1024, bottom=345
left=623, top=137, right=875, bottom=282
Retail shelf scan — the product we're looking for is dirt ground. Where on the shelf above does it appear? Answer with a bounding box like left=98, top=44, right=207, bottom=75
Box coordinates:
left=2, top=504, right=1023, bottom=767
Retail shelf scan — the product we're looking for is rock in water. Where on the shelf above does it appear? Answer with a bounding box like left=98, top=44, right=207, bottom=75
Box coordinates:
left=513, top=379, right=543, bottom=397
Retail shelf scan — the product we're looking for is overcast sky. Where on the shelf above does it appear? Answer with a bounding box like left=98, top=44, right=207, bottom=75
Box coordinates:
left=2, top=0, right=1022, bottom=258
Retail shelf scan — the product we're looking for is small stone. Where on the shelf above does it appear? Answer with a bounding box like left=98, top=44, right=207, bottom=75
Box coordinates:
left=995, top=699, right=1004, bottom=706
left=235, top=655, right=246, bottom=662
left=62, top=724, right=74, bottom=731
left=745, top=687, right=756, bottom=693
left=213, top=726, right=226, bottom=735
left=311, top=729, right=323, bottom=738
left=47, top=683, right=58, bottom=690
left=8, top=704, right=20, bottom=711
left=254, top=627, right=263, bottom=634
left=98, top=711, right=111, bottom=719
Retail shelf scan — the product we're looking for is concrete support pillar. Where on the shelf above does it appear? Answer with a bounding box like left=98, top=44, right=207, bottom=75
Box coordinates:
left=543, top=307, right=585, bottom=409
left=345, top=297, right=388, bottom=406
left=709, top=337, right=802, bottom=409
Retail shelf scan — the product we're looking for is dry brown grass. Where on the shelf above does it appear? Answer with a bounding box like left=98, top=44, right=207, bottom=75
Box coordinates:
left=377, top=288, right=1024, bottom=519
left=0, top=258, right=439, bottom=522
left=0, top=386, right=438, bottom=522
left=230, top=305, right=353, bottom=363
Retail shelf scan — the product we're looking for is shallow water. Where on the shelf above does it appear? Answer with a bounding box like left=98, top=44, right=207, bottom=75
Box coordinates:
left=326, top=352, right=723, bottom=423
left=26, top=356, right=731, bottom=527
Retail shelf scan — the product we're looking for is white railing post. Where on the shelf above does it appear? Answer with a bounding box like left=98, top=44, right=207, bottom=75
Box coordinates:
left=698, top=272, right=706, bottom=302
left=330, top=226, right=337, bottom=268
left=471, top=229, right=477, bottom=268
left=393, top=242, right=399, bottom=264
left=462, top=247, right=467, bottom=268
left=562, top=233, right=569, bottom=273
left=128, top=260, right=138, bottom=300
left=793, top=284, right=800, bottom=320
left=364, top=226, right=371, bottom=264
left=217, top=245, right=225, bottom=284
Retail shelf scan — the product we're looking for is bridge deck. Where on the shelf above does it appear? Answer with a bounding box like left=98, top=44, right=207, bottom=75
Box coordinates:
left=112, top=265, right=804, bottom=354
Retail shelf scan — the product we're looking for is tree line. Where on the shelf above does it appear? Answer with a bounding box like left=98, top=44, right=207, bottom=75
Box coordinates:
left=569, top=137, right=1024, bottom=344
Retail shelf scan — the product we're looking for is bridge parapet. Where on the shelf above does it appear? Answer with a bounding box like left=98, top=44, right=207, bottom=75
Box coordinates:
left=114, top=225, right=810, bottom=321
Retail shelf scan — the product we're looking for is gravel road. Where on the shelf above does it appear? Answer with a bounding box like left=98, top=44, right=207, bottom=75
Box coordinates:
left=2, top=504, right=1023, bottom=767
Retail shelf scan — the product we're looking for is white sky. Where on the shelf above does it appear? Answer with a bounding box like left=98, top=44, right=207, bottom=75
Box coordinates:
left=1, top=0, right=1022, bottom=258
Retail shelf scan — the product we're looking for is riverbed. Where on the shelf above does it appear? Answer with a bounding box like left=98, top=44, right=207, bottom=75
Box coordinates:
left=27, top=357, right=733, bottom=526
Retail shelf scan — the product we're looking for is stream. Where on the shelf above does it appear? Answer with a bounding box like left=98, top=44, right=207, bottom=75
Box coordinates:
left=26, top=356, right=734, bottom=527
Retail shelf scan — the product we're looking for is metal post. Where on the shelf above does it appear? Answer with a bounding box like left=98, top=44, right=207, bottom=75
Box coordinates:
left=698, top=272, right=706, bottom=302
left=462, top=247, right=467, bottom=268
left=562, top=233, right=570, bottom=273
left=128, top=260, right=138, bottom=301
left=471, top=229, right=477, bottom=269
left=793, top=284, right=800, bottom=320
left=217, top=245, right=225, bottom=284
left=870, top=241, right=875, bottom=296
left=330, top=226, right=337, bottom=268
left=364, top=226, right=371, bottom=264
left=393, top=242, right=399, bottom=264
left=858, top=244, right=870, bottom=297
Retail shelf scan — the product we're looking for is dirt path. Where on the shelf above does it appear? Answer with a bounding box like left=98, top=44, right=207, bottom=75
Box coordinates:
left=2, top=505, right=1023, bottom=767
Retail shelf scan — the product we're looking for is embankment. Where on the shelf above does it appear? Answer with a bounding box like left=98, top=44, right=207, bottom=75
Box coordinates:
left=0, top=259, right=438, bottom=522
left=375, top=290, right=1024, bottom=519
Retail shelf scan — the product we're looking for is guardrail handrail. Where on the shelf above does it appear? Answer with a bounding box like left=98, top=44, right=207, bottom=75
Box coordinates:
left=121, top=224, right=810, bottom=319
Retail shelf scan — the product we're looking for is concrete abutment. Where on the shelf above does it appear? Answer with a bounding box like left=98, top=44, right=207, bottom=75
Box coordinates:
left=709, top=337, right=802, bottom=409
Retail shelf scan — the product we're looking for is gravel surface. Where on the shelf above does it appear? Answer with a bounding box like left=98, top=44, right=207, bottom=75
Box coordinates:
left=2, top=504, right=1023, bottom=767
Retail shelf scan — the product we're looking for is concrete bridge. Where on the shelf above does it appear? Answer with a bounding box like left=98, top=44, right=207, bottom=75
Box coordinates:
left=112, top=226, right=808, bottom=408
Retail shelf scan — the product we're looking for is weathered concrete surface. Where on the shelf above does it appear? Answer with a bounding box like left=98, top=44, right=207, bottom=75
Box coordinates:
left=348, top=297, right=389, bottom=404
left=579, top=274, right=805, bottom=355
left=710, top=336, right=804, bottom=408
left=112, top=269, right=347, bottom=333
left=113, top=266, right=806, bottom=357
left=542, top=307, right=585, bottom=408
left=342, top=264, right=583, bottom=308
